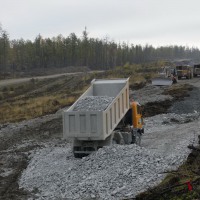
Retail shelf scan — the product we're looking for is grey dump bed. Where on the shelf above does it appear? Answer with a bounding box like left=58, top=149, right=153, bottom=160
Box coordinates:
left=63, top=78, right=129, bottom=140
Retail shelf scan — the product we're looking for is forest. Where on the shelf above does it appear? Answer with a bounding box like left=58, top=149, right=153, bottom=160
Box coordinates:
left=0, top=25, right=200, bottom=72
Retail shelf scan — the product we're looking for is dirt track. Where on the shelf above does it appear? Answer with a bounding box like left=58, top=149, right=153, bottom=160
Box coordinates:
left=0, top=70, right=104, bottom=87
left=0, top=77, right=200, bottom=199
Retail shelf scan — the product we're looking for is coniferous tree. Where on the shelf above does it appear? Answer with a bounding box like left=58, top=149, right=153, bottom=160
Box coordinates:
left=0, top=24, right=200, bottom=73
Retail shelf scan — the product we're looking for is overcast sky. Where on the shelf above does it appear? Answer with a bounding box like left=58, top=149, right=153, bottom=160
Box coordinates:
left=1, top=0, right=200, bottom=48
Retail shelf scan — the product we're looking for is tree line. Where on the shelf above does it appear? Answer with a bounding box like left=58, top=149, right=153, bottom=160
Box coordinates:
left=0, top=25, right=200, bottom=72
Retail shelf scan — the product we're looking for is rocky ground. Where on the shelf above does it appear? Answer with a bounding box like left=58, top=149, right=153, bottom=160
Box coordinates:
left=1, top=78, right=200, bottom=199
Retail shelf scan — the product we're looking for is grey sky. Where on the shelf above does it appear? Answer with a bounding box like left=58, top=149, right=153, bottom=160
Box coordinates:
left=1, top=0, right=200, bottom=48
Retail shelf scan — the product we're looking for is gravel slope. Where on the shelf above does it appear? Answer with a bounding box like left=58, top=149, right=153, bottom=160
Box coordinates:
left=19, top=112, right=199, bottom=200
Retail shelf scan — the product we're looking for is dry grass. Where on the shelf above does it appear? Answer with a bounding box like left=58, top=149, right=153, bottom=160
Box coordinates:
left=0, top=61, right=167, bottom=123
left=0, top=94, right=77, bottom=123
left=0, top=75, right=86, bottom=123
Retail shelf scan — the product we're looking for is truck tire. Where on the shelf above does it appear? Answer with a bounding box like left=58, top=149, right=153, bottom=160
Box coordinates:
left=112, top=132, right=125, bottom=145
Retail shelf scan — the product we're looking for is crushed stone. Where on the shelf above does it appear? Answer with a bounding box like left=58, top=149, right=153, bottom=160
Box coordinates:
left=19, top=144, right=182, bottom=200
left=19, top=112, right=199, bottom=199
left=73, top=96, right=114, bottom=111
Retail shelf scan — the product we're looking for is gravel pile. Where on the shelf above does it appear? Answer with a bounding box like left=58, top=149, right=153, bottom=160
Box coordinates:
left=73, top=96, right=114, bottom=111
left=19, top=137, right=195, bottom=200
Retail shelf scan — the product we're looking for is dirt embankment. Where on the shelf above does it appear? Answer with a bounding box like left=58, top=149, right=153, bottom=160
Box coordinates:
left=0, top=114, right=62, bottom=199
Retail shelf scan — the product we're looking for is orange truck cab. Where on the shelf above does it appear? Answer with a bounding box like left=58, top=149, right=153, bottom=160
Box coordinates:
left=122, top=101, right=144, bottom=145
left=131, top=101, right=144, bottom=130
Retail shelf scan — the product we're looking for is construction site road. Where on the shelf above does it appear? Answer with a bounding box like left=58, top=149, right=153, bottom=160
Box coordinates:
left=1, top=77, right=200, bottom=199
left=0, top=70, right=104, bottom=87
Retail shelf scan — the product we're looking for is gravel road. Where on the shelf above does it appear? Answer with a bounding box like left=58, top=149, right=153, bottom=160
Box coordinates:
left=0, top=72, right=82, bottom=87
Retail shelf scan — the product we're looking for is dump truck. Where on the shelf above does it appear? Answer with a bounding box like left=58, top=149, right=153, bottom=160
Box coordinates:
left=63, top=78, right=144, bottom=158
left=193, top=64, right=200, bottom=77
left=176, top=65, right=193, bottom=79
left=152, top=66, right=177, bottom=86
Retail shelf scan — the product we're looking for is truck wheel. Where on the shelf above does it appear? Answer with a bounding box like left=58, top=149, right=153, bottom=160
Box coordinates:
left=112, top=132, right=125, bottom=145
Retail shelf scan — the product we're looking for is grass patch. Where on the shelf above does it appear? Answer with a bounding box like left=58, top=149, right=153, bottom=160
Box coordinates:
left=0, top=94, right=77, bottom=123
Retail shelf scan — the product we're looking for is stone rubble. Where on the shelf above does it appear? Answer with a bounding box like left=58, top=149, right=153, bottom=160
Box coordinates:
left=19, top=113, right=199, bottom=200
left=73, top=96, right=114, bottom=111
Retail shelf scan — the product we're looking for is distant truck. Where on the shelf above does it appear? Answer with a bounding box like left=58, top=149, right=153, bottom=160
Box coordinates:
left=176, top=65, right=193, bottom=79
left=63, top=78, right=144, bottom=158
left=193, top=64, right=200, bottom=77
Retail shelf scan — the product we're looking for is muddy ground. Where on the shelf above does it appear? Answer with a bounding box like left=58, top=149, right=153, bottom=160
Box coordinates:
left=0, top=114, right=63, bottom=199
left=1, top=78, right=200, bottom=199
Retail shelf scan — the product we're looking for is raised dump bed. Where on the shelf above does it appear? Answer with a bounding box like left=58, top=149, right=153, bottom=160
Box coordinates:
left=63, top=78, right=129, bottom=141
